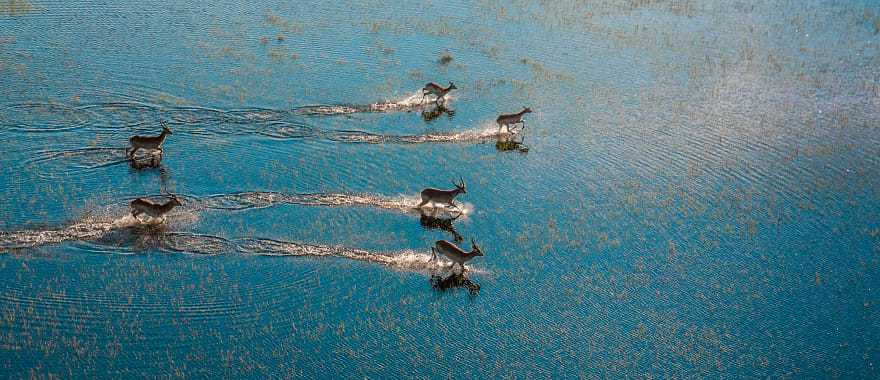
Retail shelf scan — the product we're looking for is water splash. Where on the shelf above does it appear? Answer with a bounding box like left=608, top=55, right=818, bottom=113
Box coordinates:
left=0, top=204, right=200, bottom=250
left=191, top=191, right=471, bottom=218
left=0, top=214, right=140, bottom=249
left=1, top=227, right=485, bottom=274
left=233, top=237, right=487, bottom=274
left=324, top=124, right=513, bottom=144
left=2, top=101, right=516, bottom=149
left=294, top=91, right=450, bottom=116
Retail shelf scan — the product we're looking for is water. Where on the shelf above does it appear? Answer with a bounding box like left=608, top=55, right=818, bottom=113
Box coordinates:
left=1, top=0, right=879, bottom=377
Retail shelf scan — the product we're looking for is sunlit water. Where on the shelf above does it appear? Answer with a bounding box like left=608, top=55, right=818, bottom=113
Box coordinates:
left=1, top=0, right=879, bottom=377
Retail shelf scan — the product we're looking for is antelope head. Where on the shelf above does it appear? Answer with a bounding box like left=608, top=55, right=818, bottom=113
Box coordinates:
left=161, top=121, right=173, bottom=135
left=470, top=238, right=483, bottom=256
left=168, top=194, right=183, bottom=207
left=453, top=177, right=467, bottom=194
left=522, top=107, right=533, bottom=114
left=448, top=82, right=457, bottom=90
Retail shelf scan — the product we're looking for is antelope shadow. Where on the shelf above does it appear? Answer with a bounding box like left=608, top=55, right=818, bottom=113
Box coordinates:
left=495, top=133, right=529, bottom=153
left=430, top=271, right=480, bottom=296
left=128, top=148, right=164, bottom=169
left=420, top=103, right=455, bottom=123
left=419, top=208, right=463, bottom=242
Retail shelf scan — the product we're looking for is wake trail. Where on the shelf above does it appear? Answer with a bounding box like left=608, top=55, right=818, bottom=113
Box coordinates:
left=0, top=214, right=141, bottom=249
left=190, top=191, right=473, bottom=219
left=0, top=227, right=484, bottom=274
left=293, top=92, right=445, bottom=116
left=236, top=237, right=483, bottom=273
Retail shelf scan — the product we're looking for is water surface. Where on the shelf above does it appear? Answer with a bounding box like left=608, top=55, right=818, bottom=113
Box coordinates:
left=1, top=0, right=879, bottom=377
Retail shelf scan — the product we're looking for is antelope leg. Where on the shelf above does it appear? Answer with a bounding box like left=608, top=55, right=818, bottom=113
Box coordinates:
left=416, top=199, right=429, bottom=209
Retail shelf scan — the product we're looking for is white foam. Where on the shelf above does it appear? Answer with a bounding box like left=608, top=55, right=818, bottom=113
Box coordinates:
left=368, top=91, right=454, bottom=112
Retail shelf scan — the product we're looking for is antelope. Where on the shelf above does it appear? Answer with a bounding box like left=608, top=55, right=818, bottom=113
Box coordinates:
left=130, top=194, right=182, bottom=223
left=421, top=82, right=457, bottom=104
left=128, top=122, right=172, bottom=159
left=416, top=177, right=466, bottom=211
left=430, top=238, right=484, bottom=271
left=496, top=107, right=532, bottom=134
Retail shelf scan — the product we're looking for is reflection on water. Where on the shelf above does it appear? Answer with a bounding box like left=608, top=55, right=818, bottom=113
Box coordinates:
left=430, top=271, right=480, bottom=296
left=495, top=133, right=529, bottom=153
left=421, top=103, right=455, bottom=123
left=128, top=149, right=163, bottom=170
left=419, top=208, right=464, bottom=242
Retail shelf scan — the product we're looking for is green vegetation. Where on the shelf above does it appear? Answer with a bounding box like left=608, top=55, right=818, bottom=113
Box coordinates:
left=438, top=51, right=453, bottom=65
left=0, top=0, right=34, bottom=16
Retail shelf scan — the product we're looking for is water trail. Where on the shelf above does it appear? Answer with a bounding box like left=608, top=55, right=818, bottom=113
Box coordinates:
left=235, top=237, right=487, bottom=274
left=0, top=190, right=469, bottom=250
left=294, top=92, right=446, bottom=116
left=23, top=147, right=131, bottom=179
left=1, top=227, right=484, bottom=274
left=0, top=204, right=199, bottom=250
left=0, top=102, right=92, bottom=133
left=191, top=191, right=472, bottom=218
left=323, top=124, right=512, bottom=144
left=159, top=232, right=239, bottom=255
left=0, top=214, right=141, bottom=249
left=3, top=100, right=515, bottom=147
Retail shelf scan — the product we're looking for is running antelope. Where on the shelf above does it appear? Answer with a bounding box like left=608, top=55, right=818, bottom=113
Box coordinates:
left=421, top=82, right=457, bottom=104
left=130, top=194, right=182, bottom=223
left=496, top=107, right=532, bottom=134
left=416, top=177, right=466, bottom=211
left=430, top=238, right=484, bottom=271
left=128, top=122, right=172, bottom=158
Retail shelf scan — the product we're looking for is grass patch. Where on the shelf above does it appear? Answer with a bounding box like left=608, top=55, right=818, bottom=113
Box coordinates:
left=0, top=0, right=35, bottom=16
left=438, top=51, right=453, bottom=65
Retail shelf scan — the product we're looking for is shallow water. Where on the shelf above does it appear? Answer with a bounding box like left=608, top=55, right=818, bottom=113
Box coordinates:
left=1, top=0, right=879, bottom=377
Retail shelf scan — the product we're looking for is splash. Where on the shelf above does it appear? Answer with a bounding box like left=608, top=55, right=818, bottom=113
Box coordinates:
left=1, top=228, right=485, bottom=274
left=194, top=191, right=419, bottom=212
left=2, top=101, right=517, bottom=148
left=237, top=237, right=487, bottom=274
left=191, top=191, right=471, bottom=218
left=368, top=92, right=446, bottom=112
left=294, top=91, right=453, bottom=116
left=324, top=124, right=513, bottom=144
left=0, top=214, right=139, bottom=249
left=0, top=206, right=199, bottom=250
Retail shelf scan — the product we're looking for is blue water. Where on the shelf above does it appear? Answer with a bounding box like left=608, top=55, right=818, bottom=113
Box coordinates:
left=1, top=0, right=879, bottom=377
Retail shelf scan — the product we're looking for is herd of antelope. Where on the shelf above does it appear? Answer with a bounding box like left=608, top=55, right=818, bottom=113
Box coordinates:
left=125, top=82, right=531, bottom=272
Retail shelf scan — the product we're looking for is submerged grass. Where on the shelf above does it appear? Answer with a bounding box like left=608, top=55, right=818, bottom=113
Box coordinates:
left=0, top=0, right=34, bottom=16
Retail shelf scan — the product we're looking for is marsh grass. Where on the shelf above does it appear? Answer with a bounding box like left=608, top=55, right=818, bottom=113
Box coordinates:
left=438, top=51, right=453, bottom=65
left=0, top=0, right=34, bottom=16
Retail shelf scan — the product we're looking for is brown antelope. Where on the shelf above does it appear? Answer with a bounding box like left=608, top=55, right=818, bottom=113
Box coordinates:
left=130, top=194, right=182, bottom=223
left=421, top=82, right=457, bottom=104
left=430, top=238, right=484, bottom=271
left=128, top=122, right=172, bottom=158
left=416, top=177, right=466, bottom=211
left=496, top=107, right=532, bottom=133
